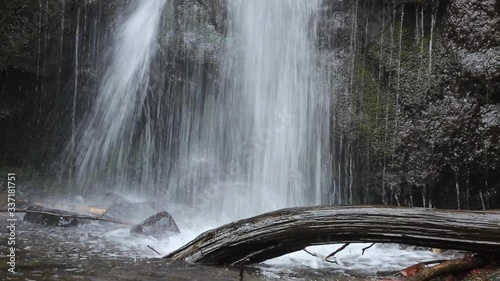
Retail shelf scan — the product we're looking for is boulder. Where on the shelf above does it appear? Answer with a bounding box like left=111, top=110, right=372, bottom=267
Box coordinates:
left=130, top=211, right=180, bottom=239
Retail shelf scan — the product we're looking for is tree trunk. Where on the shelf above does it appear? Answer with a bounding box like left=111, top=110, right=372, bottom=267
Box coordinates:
left=164, top=206, right=500, bottom=265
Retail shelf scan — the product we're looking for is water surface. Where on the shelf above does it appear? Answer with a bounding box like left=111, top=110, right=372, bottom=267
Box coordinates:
left=1, top=213, right=443, bottom=281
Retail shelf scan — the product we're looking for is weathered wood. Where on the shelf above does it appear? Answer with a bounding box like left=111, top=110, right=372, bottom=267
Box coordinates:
left=407, top=256, right=489, bottom=281
left=0, top=207, right=132, bottom=226
left=164, top=206, right=500, bottom=265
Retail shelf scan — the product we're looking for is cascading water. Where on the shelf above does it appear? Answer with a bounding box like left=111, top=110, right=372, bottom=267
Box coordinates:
left=168, top=0, right=331, bottom=221
left=72, top=0, right=166, bottom=188
left=68, top=0, right=331, bottom=223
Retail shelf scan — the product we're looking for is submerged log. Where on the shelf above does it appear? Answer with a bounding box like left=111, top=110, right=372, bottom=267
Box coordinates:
left=1, top=206, right=132, bottom=226
left=164, top=206, right=500, bottom=265
left=406, top=255, right=489, bottom=281
left=23, top=205, right=80, bottom=227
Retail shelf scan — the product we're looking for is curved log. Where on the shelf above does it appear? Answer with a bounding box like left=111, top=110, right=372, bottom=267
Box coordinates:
left=164, top=206, right=500, bottom=265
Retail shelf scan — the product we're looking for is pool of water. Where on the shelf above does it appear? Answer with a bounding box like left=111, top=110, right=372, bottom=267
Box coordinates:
left=1, top=210, right=448, bottom=281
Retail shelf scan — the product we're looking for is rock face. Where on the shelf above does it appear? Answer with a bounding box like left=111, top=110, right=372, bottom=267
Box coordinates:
left=130, top=211, right=180, bottom=239
left=0, top=0, right=498, bottom=210
left=325, top=0, right=500, bottom=209
left=0, top=0, right=123, bottom=169
left=0, top=0, right=225, bottom=178
left=23, top=205, right=79, bottom=227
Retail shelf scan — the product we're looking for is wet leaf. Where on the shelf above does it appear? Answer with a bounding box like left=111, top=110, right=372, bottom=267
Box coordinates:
left=400, top=263, right=425, bottom=277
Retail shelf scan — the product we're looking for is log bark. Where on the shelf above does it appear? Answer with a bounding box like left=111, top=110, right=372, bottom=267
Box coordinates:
left=0, top=207, right=132, bottom=225
left=407, top=256, right=489, bottom=281
left=164, top=206, right=500, bottom=265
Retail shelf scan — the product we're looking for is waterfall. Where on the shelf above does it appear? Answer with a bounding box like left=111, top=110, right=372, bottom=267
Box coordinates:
left=66, top=0, right=331, bottom=222
left=72, top=0, right=166, bottom=188
left=169, top=0, right=331, bottom=221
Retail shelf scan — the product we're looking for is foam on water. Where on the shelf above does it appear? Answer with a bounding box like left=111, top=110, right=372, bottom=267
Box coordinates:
left=266, top=244, right=441, bottom=275
left=107, top=225, right=442, bottom=275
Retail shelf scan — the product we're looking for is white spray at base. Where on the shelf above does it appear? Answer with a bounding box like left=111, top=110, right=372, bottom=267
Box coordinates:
left=167, top=0, right=331, bottom=221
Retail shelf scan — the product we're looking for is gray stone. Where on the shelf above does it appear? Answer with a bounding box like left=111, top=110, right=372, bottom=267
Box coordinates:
left=130, top=211, right=180, bottom=239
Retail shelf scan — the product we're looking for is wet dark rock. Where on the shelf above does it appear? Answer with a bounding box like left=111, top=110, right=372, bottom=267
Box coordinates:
left=0, top=0, right=122, bottom=74
left=327, top=0, right=500, bottom=208
left=130, top=211, right=180, bottom=239
left=1, top=0, right=225, bottom=174
left=0, top=0, right=124, bottom=170
left=443, top=0, right=500, bottom=100
left=23, top=205, right=79, bottom=227
left=195, top=0, right=227, bottom=34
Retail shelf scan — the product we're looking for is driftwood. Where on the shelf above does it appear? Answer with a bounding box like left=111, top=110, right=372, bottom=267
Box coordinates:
left=165, top=206, right=500, bottom=265
left=0, top=208, right=132, bottom=226
left=50, top=204, right=107, bottom=216
left=407, top=256, right=489, bottom=281
left=400, top=260, right=449, bottom=279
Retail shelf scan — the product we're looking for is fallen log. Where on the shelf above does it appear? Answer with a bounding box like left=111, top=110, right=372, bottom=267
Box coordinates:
left=407, top=255, right=489, bottom=281
left=400, top=259, right=450, bottom=278
left=164, top=206, right=500, bottom=265
left=44, top=203, right=107, bottom=216
left=0, top=207, right=132, bottom=226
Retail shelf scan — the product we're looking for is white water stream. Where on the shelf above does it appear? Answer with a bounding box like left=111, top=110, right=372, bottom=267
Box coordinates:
left=74, top=0, right=166, bottom=188
left=167, top=0, right=331, bottom=221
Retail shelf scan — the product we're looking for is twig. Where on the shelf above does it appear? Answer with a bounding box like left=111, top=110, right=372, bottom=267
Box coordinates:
left=362, top=243, right=376, bottom=255
left=412, top=259, right=449, bottom=266
left=324, top=258, right=338, bottom=264
left=239, top=260, right=246, bottom=281
left=303, top=248, right=338, bottom=264
left=325, top=243, right=350, bottom=260
left=303, top=248, right=318, bottom=257
left=0, top=208, right=132, bottom=226
left=148, top=245, right=162, bottom=256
